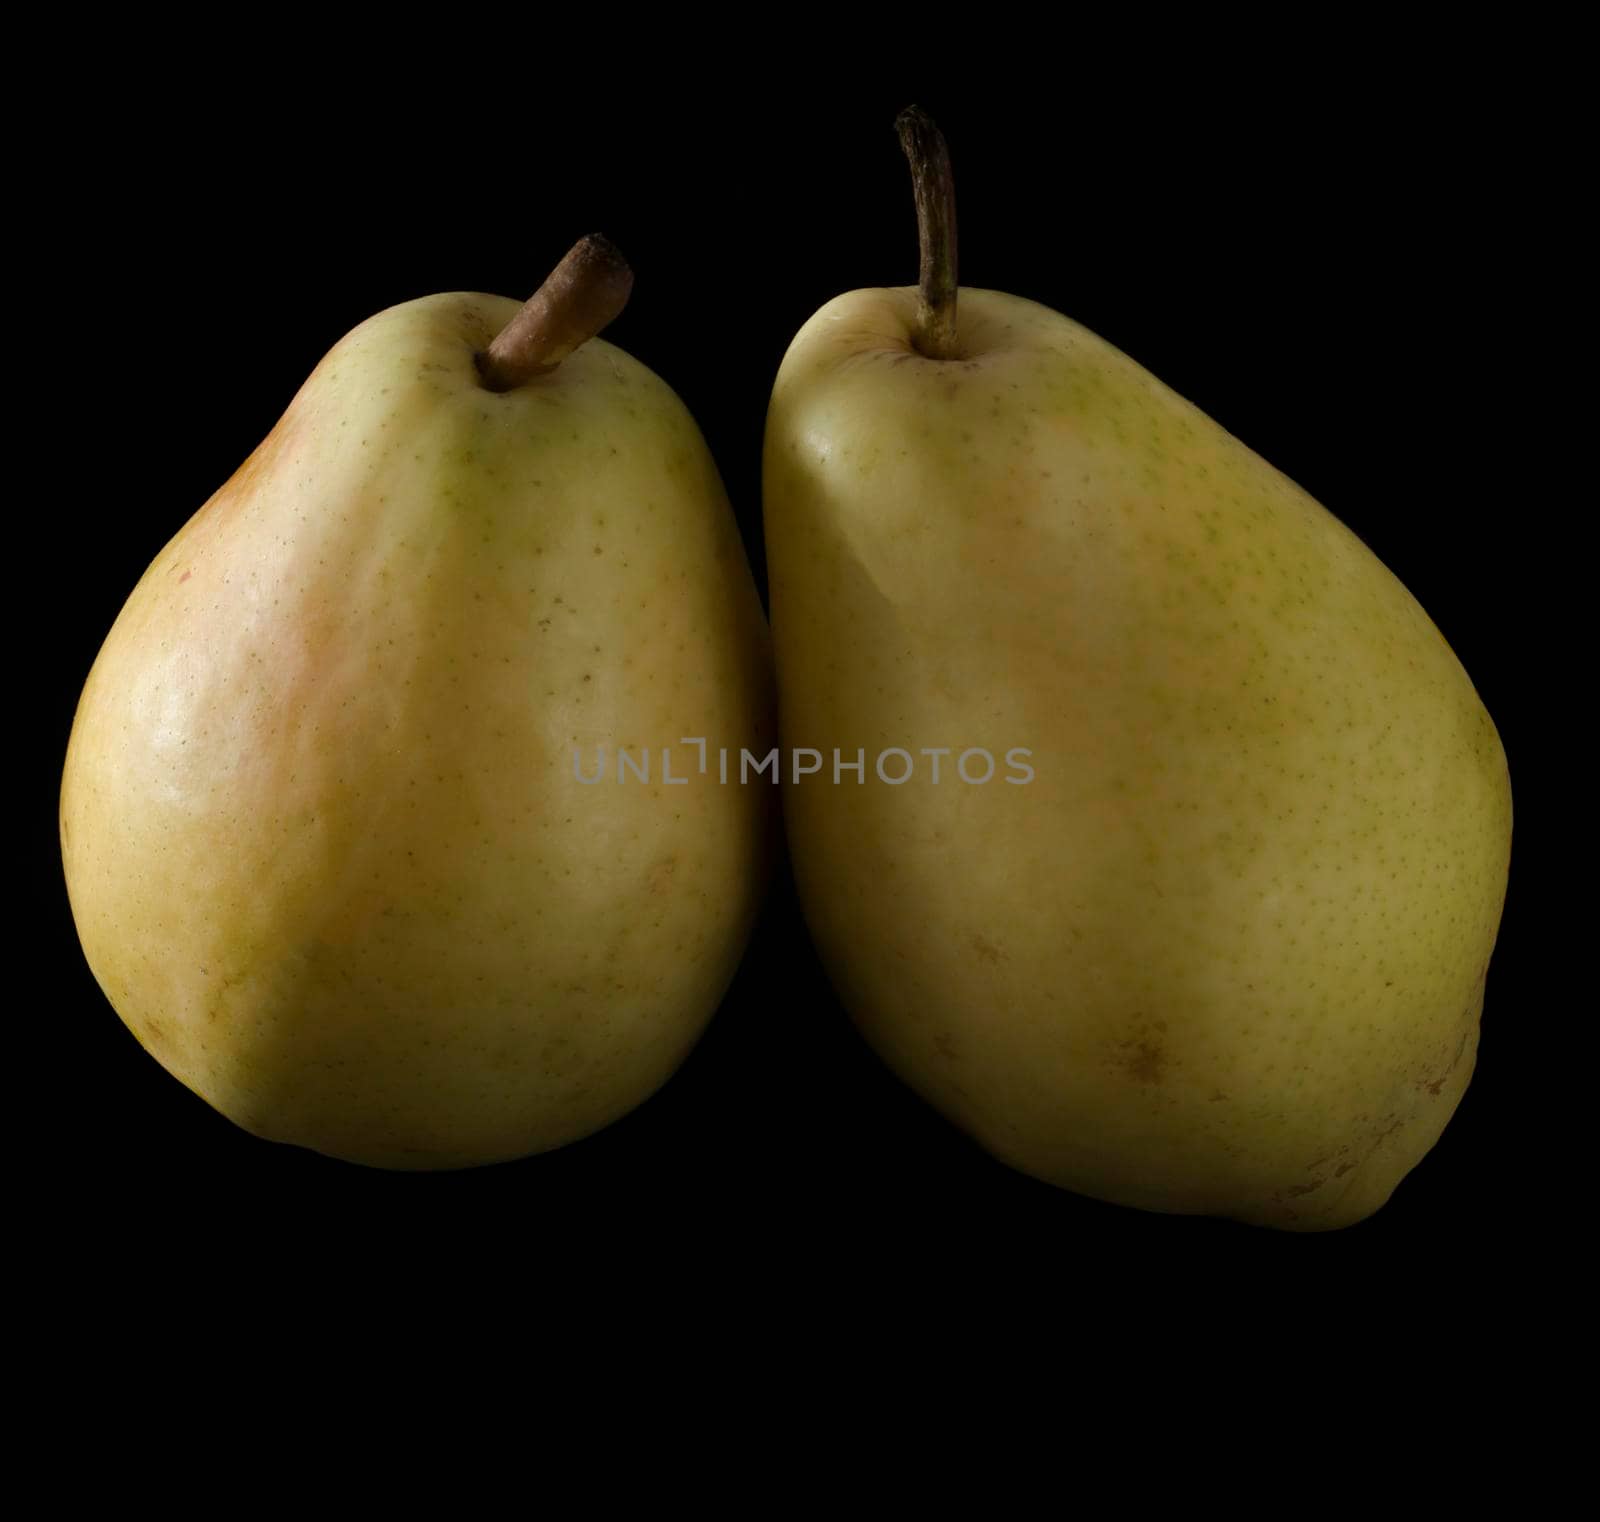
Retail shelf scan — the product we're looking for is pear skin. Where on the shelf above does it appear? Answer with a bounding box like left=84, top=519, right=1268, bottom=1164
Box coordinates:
left=763, top=284, right=1510, bottom=1230
left=63, top=288, right=774, bottom=1168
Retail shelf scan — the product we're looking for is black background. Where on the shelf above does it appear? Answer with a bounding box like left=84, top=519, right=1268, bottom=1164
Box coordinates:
left=35, top=52, right=1560, bottom=1300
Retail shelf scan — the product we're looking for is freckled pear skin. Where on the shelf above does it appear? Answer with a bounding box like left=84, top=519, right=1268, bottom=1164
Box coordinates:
left=763, top=283, right=1511, bottom=1230
left=61, top=288, right=774, bottom=1168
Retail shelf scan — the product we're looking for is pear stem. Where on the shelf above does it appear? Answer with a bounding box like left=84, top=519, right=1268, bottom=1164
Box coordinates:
left=476, top=234, right=634, bottom=392
left=895, top=106, right=959, bottom=360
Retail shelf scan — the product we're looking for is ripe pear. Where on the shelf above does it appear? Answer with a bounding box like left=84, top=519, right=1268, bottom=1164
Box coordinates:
left=62, top=237, right=774, bottom=1169
left=762, top=110, right=1511, bottom=1230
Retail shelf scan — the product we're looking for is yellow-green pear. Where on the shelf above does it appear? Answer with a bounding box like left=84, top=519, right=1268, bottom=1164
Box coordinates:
left=62, top=237, right=774, bottom=1168
left=762, top=110, right=1510, bottom=1230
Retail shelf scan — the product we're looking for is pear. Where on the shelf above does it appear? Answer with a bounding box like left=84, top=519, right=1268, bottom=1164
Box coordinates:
left=762, top=110, right=1511, bottom=1229
left=62, top=236, right=774, bottom=1169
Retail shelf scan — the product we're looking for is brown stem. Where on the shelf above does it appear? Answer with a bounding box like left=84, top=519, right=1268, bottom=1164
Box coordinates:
left=895, top=106, right=959, bottom=360
left=476, top=234, right=634, bottom=391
